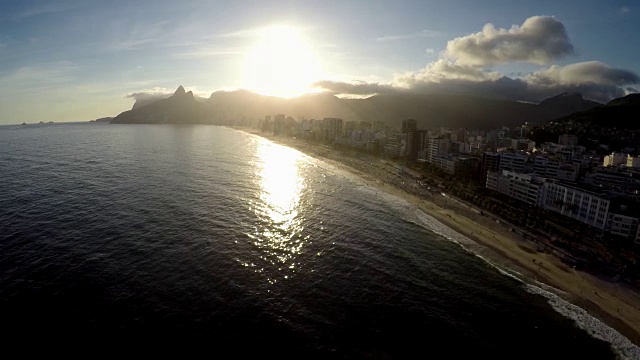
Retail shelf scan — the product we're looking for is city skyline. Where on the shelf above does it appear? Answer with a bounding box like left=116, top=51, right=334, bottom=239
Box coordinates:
left=1, top=0, right=639, bottom=124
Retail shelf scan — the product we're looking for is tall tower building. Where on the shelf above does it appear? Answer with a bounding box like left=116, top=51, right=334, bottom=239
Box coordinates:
left=402, top=119, right=418, bottom=134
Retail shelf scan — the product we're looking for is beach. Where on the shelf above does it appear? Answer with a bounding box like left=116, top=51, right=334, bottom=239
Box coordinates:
left=240, top=128, right=640, bottom=348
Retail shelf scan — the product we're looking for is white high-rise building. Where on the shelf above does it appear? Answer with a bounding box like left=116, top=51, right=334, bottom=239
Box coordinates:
left=486, top=170, right=544, bottom=206
left=541, top=181, right=610, bottom=230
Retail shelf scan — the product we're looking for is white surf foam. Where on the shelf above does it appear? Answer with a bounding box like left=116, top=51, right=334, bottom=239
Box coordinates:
left=354, top=180, right=640, bottom=359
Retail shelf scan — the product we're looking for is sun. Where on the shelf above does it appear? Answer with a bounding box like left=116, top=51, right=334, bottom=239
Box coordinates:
left=242, top=25, right=321, bottom=98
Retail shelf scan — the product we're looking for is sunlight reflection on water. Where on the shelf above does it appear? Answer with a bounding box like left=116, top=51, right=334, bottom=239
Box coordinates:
left=246, top=140, right=310, bottom=283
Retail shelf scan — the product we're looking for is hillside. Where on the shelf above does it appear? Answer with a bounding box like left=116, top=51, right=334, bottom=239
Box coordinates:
left=112, top=86, right=604, bottom=130
left=533, top=93, right=640, bottom=152
left=111, top=86, right=207, bottom=124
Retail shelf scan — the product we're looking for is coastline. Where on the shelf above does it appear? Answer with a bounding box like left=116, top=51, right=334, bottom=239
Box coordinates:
left=236, top=127, right=640, bottom=350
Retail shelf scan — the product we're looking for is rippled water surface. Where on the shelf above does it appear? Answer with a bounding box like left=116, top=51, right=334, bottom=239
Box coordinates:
left=0, top=123, right=625, bottom=358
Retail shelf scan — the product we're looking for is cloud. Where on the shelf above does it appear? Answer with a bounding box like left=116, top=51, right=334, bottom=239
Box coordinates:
left=318, top=15, right=638, bottom=103
left=312, top=80, right=397, bottom=96
left=0, top=61, right=77, bottom=91
left=522, top=61, right=640, bottom=101
left=125, top=86, right=210, bottom=107
left=11, top=3, right=76, bottom=20
left=445, top=16, right=573, bottom=66
left=126, top=87, right=175, bottom=99
left=215, top=28, right=261, bottom=39
left=425, top=48, right=435, bottom=54
left=215, top=24, right=310, bottom=39
left=620, top=7, right=630, bottom=14
left=395, top=59, right=501, bottom=85
left=125, top=87, right=174, bottom=108
left=526, top=61, right=640, bottom=87
left=376, top=29, right=439, bottom=42
left=315, top=61, right=639, bottom=103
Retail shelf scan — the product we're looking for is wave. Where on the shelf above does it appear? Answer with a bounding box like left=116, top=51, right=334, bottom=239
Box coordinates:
left=525, top=284, right=640, bottom=360
left=351, top=177, right=640, bottom=359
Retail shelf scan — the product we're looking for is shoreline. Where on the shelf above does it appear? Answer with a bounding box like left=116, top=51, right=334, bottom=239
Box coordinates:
left=236, top=127, right=640, bottom=350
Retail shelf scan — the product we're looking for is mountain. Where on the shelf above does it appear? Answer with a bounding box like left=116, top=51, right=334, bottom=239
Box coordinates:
left=606, top=93, right=640, bottom=107
left=548, top=93, right=640, bottom=129
left=204, top=90, right=357, bottom=124
left=112, top=86, right=207, bottom=124
left=131, top=91, right=208, bottom=110
left=112, top=86, right=606, bottom=130
left=202, top=90, right=600, bottom=130
left=537, top=92, right=600, bottom=116
left=533, top=93, right=640, bottom=152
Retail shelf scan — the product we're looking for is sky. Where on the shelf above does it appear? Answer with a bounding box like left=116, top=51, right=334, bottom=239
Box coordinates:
left=1, top=0, right=639, bottom=124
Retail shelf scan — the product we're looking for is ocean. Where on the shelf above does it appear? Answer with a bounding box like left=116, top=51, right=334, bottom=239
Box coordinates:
left=0, top=123, right=637, bottom=358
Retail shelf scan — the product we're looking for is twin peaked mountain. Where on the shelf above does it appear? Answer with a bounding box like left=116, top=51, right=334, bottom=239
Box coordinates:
left=112, top=86, right=606, bottom=129
left=112, top=86, right=206, bottom=124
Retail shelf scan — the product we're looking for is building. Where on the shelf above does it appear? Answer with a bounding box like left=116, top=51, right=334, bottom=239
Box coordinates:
left=532, top=155, right=580, bottom=182
left=416, top=131, right=431, bottom=160
left=480, top=152, right=501, bottom=183
left=510, top=139, right=535, bottom=152
left=402, top=119, right=417, bottom=134
left=454, top=128, right=467, bottom=143
left=359, top=121, right=372, bottom=131
left=499, top=152, right=529, bottom=173
left=428, top=136, right=451, bottom=163
left=273, top=114, right=286, bottom=135
left=486, top=170, right=544, bottom=206
left=607, top=212, right=639, bottom=240
left=384, top=134, right=404, bottom=157
left=454, top=156, right=480, bottom=178
left=321, top=117, right=343, bottom=142
left=372, top=121, right=387, bottom=132
left=627, top=156, right=640, bottom=168
left=585, top=166, right=640, bottom=196
left=603, top=152, right=628, bottom=167
left=405, top=129, right=430, bottom=160
left=541, top=181, right=610, bottom=230
left=344, top=120, right=358, bottom=135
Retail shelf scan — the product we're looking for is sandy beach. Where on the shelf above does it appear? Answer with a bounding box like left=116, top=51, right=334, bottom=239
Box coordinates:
left=239, top=128, right=640, bottom=349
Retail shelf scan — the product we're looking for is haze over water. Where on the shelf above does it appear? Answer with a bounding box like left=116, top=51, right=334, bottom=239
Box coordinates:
left=0, top=123, right=629, bottom=357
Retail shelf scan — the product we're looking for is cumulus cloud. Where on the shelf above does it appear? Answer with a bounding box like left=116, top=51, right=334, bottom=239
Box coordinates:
left=445, top=16, right=573, bottom=66
left=522, top=61, right=640, bottom=101
left=395, top=59, right=501, bottom=86
left=315, top=60, right=639, bottom=103
left=314, top=15, right=640, bottom=103
left=526, top=61, right=640, bottom=87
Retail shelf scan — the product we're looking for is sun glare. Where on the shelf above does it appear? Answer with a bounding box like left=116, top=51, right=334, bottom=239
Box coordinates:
left=242, top=25, right=321, bottom=98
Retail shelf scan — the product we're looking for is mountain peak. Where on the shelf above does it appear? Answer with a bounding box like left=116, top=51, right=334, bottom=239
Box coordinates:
left=540, top=92, right=584, bottom=103
left=538, top=92, right=600, bottom=115
left=174, top=86, right=186, bottom=96
left=606, top=93, right=640, bottom=107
